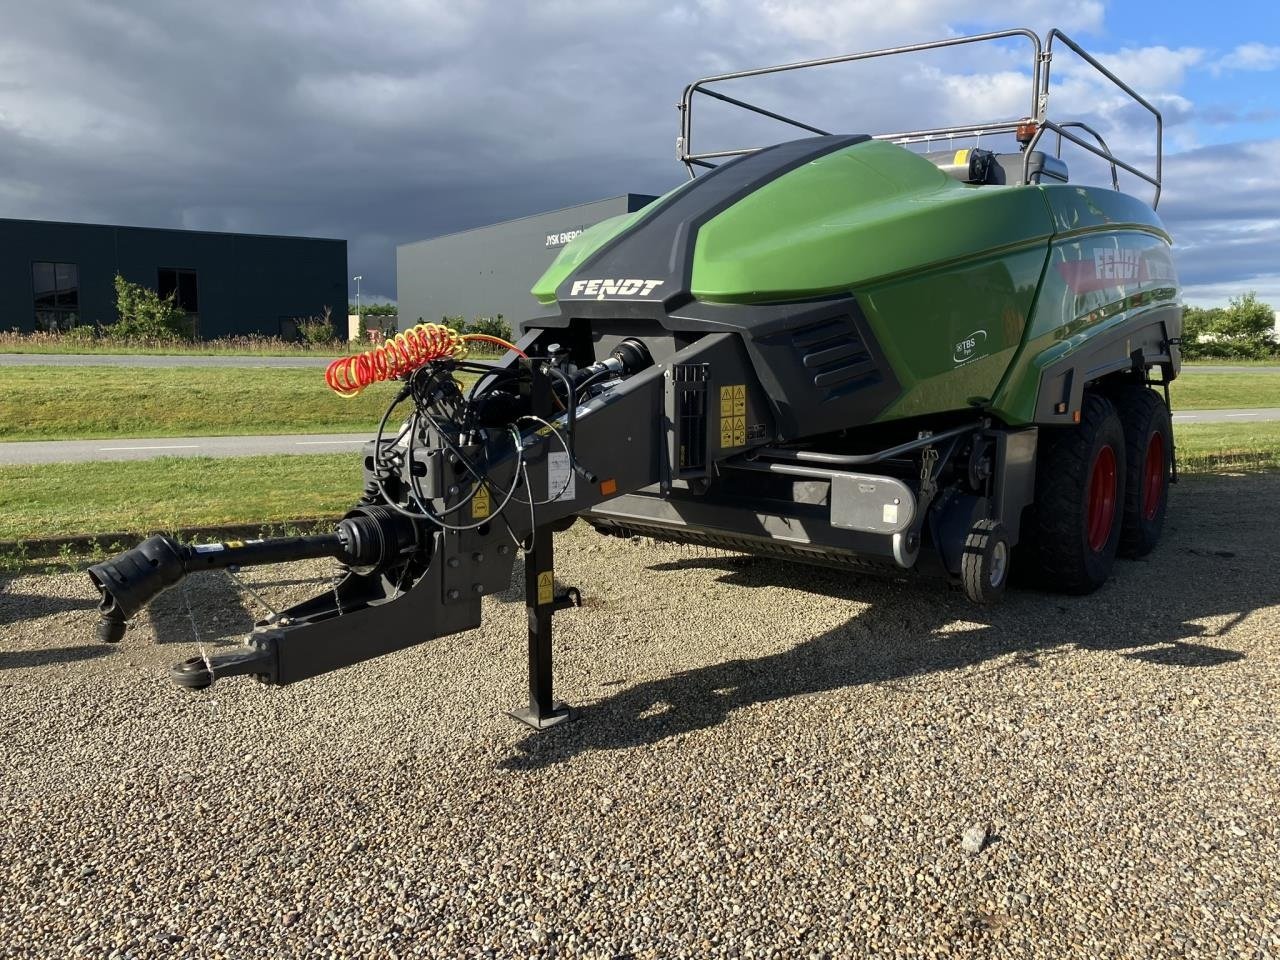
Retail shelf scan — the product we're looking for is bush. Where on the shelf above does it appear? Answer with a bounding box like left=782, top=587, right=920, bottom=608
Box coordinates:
left=298, top=306, right=339, bottom=346
left=111, top=275, right=192, bottom=341
left=468, top=314, right=513, bottom=342
left=64, top=324, right=99, bottom=343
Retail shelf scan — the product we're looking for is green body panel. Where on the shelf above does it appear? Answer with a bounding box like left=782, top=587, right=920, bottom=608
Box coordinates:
left=531, top=139, right=1179, bottom=427
left=689, top=141, right=1055, bottom=302
left=860, top=247, right=1048, bottom=421
left=990, top=187, right=1178, bottom=424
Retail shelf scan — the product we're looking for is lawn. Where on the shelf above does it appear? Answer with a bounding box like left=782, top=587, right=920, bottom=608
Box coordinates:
left=0, top=364, right=1276, bottom=445
left=1173, top=420, right=1280, bottom=473
left=0, top=422, right=1274, bottom=548
left=0, top=453, right=360, bottom=543
left=1168, top=372, right=1280, bottom=410
left=0, top=365, right=474, bottom=440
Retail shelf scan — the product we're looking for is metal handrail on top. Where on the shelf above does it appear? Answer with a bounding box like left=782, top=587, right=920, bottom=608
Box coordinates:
left=676, top=27, right=1163, bottom=208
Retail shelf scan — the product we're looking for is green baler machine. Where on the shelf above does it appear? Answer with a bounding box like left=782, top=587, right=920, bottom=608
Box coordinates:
left=87, top=28, right=1180, bottom=725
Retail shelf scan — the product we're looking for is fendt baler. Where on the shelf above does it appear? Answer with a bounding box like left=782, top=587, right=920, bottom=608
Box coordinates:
left=86, top=29, right=1180, bottom=727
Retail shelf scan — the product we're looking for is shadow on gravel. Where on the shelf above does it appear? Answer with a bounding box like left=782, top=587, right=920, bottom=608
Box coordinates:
left=0, top=590, right=97, bottom=627
left=146, top=571, right=257, bottom=646
left=0, top=644, right=113, bottom=670
left=503, top=473, right=1273, bottom=771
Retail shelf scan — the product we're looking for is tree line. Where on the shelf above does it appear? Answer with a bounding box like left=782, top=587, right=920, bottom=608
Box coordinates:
left=1181, top=293, right=1278, bottom=360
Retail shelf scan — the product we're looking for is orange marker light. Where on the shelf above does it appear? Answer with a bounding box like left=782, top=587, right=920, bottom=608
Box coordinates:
left=600, top=479, right=618, bottom=496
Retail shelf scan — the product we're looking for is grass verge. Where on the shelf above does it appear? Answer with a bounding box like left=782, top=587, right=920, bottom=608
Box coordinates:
left=1174, top=421, right=1280, bottom=472
left=0, top=366, right=1276, bottom=445
left=0, top=454, right=360, bottom=545
left=1168, top=373, right=1280, bottom=410
left=0, top=365, right=478, bottom=440
left=1, top=421, right=1277, bottom=570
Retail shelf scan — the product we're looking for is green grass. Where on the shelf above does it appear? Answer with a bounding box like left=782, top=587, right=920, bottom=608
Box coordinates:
left=1168, top=372, right=1280, bottom=410
left=0, top=365, right=472, bottom=440
left=0, top=330, right=354, bottom=357
left=0, top=454, right=360, bottom=543
left=0, top=341, right=348, bottom=357
left=1174, top=421, right=1280, bottom=473
left=0, top=422, right=1276, bottom=550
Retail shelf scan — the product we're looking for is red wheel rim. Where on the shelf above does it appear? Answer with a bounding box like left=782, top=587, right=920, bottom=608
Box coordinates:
left=1086, top=444, right=1117, bottom=552
left=1142, top=431, right=1165, bottom=521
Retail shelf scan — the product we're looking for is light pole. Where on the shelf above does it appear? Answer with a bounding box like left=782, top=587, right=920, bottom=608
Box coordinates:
left=353, top=275, right=363, bottom=340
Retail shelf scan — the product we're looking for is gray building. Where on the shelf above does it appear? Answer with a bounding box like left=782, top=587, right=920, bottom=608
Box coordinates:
left=396, top=194, right=655, bottom=331
left=1, top=218, right=347, bottom=338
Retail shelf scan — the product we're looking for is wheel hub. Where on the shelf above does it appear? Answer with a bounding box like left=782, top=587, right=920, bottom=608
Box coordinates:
left=989, top=540, right=1008, bottom=587
left=1086, top=444, right=1117, bottom=552
left=1142, top=431, right=1165, bottom=521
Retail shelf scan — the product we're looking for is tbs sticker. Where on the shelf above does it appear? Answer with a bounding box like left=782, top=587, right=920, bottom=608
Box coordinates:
left=953, top=329, right=988, bottom=365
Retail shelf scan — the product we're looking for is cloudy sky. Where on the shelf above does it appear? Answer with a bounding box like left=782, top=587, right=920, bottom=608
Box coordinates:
left=1, top=0, right=1276, bottom=306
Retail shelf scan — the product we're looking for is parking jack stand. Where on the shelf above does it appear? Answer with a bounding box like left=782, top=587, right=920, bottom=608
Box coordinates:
left=508, top=522, right=581, bottom=730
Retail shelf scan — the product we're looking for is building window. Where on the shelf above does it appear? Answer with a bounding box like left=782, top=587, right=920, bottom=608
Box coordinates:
left=158, top=268, right=199, bottom=314
left=32, top=261, right=80, bottom=331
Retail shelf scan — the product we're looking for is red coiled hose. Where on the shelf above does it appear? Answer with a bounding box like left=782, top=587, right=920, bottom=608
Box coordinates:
left=324, top=323, right=526, bottom=397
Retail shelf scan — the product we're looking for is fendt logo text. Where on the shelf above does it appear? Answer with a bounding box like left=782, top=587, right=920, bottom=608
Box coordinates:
left=569, top=278, right=665, bottom=299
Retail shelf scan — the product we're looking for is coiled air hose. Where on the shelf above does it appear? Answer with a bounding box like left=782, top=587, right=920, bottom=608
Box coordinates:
left=324, top=323, right=526, bottom=396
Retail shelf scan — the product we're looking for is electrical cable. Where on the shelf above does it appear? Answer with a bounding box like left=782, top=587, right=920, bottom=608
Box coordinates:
left=510, top=414, right=575, bottom=505
left=406, top=426, right=527, bottom=532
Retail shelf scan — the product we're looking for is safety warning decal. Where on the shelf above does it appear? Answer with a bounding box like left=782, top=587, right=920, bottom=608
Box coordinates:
left=537, top=570, right=554, bottom=605
left=719, top=384, right=747, bottom=448
left=471, top=484, right=491, bottom=519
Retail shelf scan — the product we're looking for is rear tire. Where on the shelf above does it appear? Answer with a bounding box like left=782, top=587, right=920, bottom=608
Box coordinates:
left=1031, top=392, right=1126, bottom=594
left=1112, top=386, right=1172, bottom=558
left=961, top=519, right=1010, bottom=604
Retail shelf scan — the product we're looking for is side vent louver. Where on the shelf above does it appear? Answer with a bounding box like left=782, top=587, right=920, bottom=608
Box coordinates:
left=790, top=315, right=877, bottom=397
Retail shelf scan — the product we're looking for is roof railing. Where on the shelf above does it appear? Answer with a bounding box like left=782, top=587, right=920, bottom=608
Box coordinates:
left=676, top=27, right=1163, bottom=208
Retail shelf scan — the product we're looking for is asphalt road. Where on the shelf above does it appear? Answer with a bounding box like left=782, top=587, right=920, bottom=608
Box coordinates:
left=1172, top=407, right=1280, bottom=424
left=0, top=352, right=331, bottom=368
left=0, top=409, right=1275, bottom=466
left=0, top=433, right=370, bottom=465
left=1, top=353, right=1278, bottom=373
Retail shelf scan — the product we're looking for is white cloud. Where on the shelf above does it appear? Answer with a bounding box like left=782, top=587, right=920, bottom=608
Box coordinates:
left=1182, top=277, right=1280, bottom=309
left=0, top=2, right=1272, bottom=303
left=1213, top=43, right=1280, bottom=74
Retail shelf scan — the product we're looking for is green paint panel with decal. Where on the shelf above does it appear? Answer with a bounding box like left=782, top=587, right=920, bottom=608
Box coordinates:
left=990, top=186, right=1179, bottom=424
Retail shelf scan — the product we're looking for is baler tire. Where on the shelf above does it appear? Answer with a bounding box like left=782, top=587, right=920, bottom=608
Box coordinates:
left=1031, top=392, right=1126, bottom=594
left=961, top=519, right=1010, bottom=604
left=1112, top=386, right=1172, bottom=558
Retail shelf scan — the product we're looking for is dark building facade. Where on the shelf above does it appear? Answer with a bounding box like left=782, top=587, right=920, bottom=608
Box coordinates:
left=396, top=194, right=655, bottom=332
left=0, top=218, right=347, bottom=338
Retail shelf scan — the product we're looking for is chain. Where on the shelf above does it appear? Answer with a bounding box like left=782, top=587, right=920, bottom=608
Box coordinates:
left=179, top=578, right=214, bottom=680
left=331, top=563, right=346, bottom=615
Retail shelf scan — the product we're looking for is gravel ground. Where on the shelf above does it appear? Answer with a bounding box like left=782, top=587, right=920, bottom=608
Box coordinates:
left=1, top=473, right=1277, bottom=959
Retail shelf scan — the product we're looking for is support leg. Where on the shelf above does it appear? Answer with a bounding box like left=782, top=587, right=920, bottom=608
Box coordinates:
left=508, top=522, right=576, bottom=730
left=507, top=359, right=577, bottom=730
